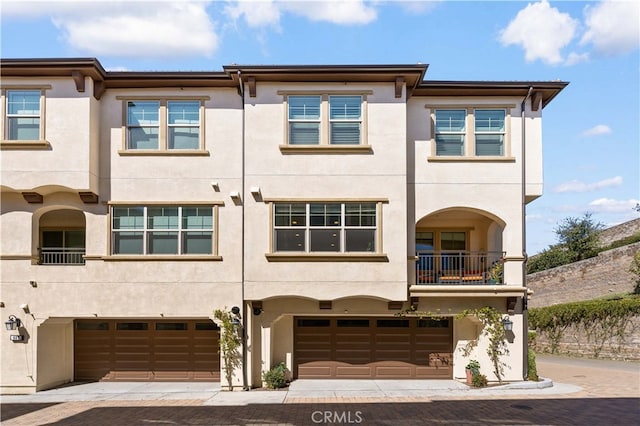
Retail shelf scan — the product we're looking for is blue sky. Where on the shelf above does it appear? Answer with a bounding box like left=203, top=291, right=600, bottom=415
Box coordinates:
left=2, top=0, right=639, bottom=254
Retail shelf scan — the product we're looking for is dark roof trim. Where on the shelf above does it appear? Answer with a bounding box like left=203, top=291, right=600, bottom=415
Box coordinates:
left=415, top=80, right=569, bottom=108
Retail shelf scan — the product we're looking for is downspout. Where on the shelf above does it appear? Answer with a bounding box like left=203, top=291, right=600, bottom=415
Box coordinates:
left=520, top=86, right=533, bottom=379
left=237, top=70, right=250, bottom=390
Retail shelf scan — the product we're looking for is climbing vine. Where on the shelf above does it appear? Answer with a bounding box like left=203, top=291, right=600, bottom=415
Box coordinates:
left=398, top=305, right=509, bottom=383
left=457, top=306, right=509, bottom=384
left=529, top=297, right=640, bottom=357
left=214, top=308, right=242, bottom=391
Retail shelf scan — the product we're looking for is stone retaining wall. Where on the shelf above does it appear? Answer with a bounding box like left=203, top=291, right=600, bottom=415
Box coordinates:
left=598, top=218, right=640, bottom=247
left=531, top=317, right=640, bottom=361
left=527, top=243, right=639, bottom=308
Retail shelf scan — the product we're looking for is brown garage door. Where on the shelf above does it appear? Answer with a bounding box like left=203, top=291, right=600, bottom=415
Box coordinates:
left=294, top=317, right=452, bottom=379
left=74, top=319, right=220, bottom=382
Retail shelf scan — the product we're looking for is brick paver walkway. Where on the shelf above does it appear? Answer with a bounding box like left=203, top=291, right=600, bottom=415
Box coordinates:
left=2, top=356, right=638, bottom=425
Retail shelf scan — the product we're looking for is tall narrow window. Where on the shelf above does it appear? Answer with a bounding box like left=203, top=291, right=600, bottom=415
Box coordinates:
left=475, top=109, right=505, bottom=156
left=168, top=101, right=200, bottom=149
left=126, top=101, right=159, bottom=149
left=274, top=203, right=306, bottom=251
left=329, top=96, right=361, bottom=145
left=6, top=90, right=41, bottom=140
left=435, top=110, right=466, bottom=156
left=112, top=207, right=145, bottom=254
left=288, top=96, right=321, bottom=145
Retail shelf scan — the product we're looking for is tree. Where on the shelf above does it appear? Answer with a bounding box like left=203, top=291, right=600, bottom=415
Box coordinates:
left=554, top=212, right=604, bottom=262
left=527, top=244, right=572, bottom=274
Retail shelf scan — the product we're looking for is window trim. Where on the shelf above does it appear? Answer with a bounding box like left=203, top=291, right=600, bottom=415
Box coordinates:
left=264, top=198, right=388, bottom=262
left=426, top=104, right=515, bottom=161
left=117, top=96, right=209, bottom=156
left=279, top=90, right=372, bottom=153
left=1, top=86, right=50, bottom=149
left=106, top=201, right=222, bottom=260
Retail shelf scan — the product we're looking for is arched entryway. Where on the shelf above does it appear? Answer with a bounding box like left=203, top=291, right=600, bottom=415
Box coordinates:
left=415, top=208, right=505, bottom=285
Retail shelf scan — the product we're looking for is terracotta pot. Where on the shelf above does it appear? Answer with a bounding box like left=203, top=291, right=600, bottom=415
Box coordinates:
left=465, top=368, right=473, bottom=385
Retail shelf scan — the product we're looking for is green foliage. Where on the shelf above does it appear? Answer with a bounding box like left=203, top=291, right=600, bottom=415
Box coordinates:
left=630, top=250, right=640, bottom=295
left=527, top=348, right=539, bottom=381
left=214, top=308, right=243, bottom=391
left=465, top=359, right=480, bottom=376
left=472, top=373, right=488, bottom=388
left=601, top=233, right=640, bottom=252
left=262, top=362, right=289, bottom=389
left=527, top=244, right=572, bottom=274
left=529, top=297, right=640, bottom=357
left=555, top=212, right=604, bottom=262
left=457, top=306, right=509, bottom=383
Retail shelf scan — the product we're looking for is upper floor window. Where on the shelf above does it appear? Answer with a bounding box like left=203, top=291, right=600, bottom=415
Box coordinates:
left=282, top=93, right=370, bottom=152
left=6, top=90, right=41, bottom=141
left=474, top=110, right=505, bottom=156
left=122, top=98, right=204, bottom=153
left=431, top=107, right=510, bottom=158
left=111, top=205, right=214, bottom=256
left=273, top=202, right=377, bottom=253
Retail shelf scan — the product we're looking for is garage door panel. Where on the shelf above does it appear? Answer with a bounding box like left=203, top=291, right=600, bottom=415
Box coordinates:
left=295, top=316, right=453, bottom=379
left=74, top=319, right=219, bottom=382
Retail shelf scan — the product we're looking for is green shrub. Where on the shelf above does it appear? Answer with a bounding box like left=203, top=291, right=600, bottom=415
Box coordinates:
left=527, top=349, right=539, bottom=381
left=262, top=362, right=288, bottom=389
left=471, top=373, right=488, bottom=388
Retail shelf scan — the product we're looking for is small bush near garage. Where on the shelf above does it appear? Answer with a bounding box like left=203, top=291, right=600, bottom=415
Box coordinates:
left=527, top=348, right=539, bottom=381
left=263, top=362, right=289, bottom=389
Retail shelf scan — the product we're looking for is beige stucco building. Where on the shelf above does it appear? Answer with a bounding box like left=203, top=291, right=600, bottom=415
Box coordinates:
left=0, top=58, right=566, bottom=393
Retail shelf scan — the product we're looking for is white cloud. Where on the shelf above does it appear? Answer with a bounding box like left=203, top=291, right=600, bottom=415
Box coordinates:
left=588, top=198, right=640, bottom=213
left=499, top=0, right=579, bottom=65
left=581, top=0, right=640, bottom=56
left=226, top=0, right=377, bottom=28
left=553, top=176, right=623, bottom=193
left=581, top=124, right=612, bottom=137
left=224, top=0, right=282, bottom=29
left=283, top=0, right=377, bottom=25
left=564, top=51, right=590, bottom=66
left=5, top=1, right=219, bottom=58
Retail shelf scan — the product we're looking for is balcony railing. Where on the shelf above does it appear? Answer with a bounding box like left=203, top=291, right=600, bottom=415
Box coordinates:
left=416, top=250, right=505, bottom=285
left=39, top=247, right=86, bottom=265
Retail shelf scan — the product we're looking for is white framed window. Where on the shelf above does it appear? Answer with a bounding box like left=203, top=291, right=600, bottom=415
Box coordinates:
left=329, top=95, right=362, bottom=145
left=273, top=202, right=377, bottom=253
left=282, top=92, right=369, bottom=151
left=122, top=98, right=204, bottom=153
left=288, top=96, right=321, bottom=145
left=431, top=107, right=511, bottom=158
left=111, top=205, right=214, bottom=255
left=474, top=109, right=505, bottom=156
left=6, top=90, right=42, bottom=141
left=434, top=109, right=466, bottom=156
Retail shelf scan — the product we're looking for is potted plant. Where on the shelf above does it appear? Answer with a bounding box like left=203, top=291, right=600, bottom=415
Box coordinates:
left=488, top=259, right=504, bottom=284
left=465, top=359, right=480, bottom=385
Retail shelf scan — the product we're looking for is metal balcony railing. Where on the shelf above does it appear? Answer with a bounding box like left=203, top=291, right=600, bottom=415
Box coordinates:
left=415, top=250, right=505, bottom=285
left=39, top=247, right=86, bottom=265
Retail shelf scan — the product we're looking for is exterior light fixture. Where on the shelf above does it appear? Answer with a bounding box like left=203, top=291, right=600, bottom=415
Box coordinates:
left=502, top=317, right=513, bottom=332
left=5, top=315, right=21, bottom=331
left=230, top=306, right=242, bottom=328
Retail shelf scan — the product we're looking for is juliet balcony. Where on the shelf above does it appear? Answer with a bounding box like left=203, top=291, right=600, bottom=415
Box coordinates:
left=415, top=250, right=505, bottom=285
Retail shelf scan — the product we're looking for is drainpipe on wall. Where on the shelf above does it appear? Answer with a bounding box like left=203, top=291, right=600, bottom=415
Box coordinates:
left=521, top=86, right=533, bottom=379
left=237, top=70, right=250, bottom=391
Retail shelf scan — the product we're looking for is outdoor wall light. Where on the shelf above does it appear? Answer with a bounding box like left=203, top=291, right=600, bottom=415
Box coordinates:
left=230, top=306, right=242, bottom=328
left=5, top=315, right=21, bottom=331
left=502, top=317, right=514, bottom=332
